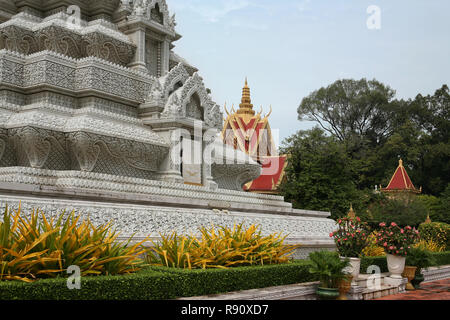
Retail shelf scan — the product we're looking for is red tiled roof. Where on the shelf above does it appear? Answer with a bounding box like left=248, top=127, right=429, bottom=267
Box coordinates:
left=244, top=156, right=288, bottom=192
left=382, top=159, right=420, bottom=193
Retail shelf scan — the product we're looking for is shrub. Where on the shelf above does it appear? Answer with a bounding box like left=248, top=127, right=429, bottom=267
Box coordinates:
left=147, top=223, right=299, bottom=269
left=362, top=232, right=386, bottom=257
left=0, top=262, right=317, bottom=300
left=375, top=222, right=419, bottom=256
left=360, top=251, right=450, bottom=273
left=365, top=197, right=428, bottom=228
left=406, top=247, right=436, bottom=275
left=330, top=216, right=369, bottom=258
left=308, top=251, right=350, bottom=288
left=414, top=239, right=445, bottom=252
left=418, top=222, right=450, bottom=250
left=0, top=205, right=147, bottom=282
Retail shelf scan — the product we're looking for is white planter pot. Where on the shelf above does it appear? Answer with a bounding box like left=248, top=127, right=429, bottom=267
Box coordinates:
left=341, top=257, right=361, bottom=286
left=387, top=254, right=406, bottom=279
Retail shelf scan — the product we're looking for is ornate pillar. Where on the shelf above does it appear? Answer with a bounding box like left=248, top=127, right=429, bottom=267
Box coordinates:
left=128, top=27, right=147, bottom=72
left=202, top=130, right=219, bottom=191
left=157, top=129, right=184, bottom=184
left=161, top=38, right=170, bottom=76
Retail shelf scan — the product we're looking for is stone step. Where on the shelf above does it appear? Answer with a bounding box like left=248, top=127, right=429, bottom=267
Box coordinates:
left=356, top=273, right=390, bottom=288
left=362, top=285, right=400, bottom=300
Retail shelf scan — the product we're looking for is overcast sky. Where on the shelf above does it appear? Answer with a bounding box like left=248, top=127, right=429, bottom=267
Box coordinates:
left=167, top=0, right=450, bottom=143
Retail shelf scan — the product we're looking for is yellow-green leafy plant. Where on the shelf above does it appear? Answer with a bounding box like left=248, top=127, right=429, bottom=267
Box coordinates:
left=414, top=239, right=445, bottom=253
left=0, top=205, right=147, bottom=282
left=146, top=223, right=300, bottom=269
left=362, top=231, right=385, bottom=257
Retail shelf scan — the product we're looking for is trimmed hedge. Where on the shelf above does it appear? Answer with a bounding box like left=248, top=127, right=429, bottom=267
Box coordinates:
left=149, top=260, right=316, bottom=298
left=0, top=261, right=315, bottom=300
left=360, top=256, right=389, bottom=273
left=360, top=251, right=450, bottom=273
left=0, top=269, right=179, bottom=300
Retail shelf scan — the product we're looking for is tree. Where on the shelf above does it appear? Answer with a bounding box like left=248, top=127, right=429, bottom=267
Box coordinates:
left=298, top=79, right=397, bottom=147
left=279, top=128, right=362, bottom=219
left=361, top=195, right=428, bottom=229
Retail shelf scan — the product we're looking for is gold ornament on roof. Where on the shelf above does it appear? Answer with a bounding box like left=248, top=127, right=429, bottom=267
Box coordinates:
left=348, top=204, right=356, bottom=218
left=237, top=78, right=255, bottom=116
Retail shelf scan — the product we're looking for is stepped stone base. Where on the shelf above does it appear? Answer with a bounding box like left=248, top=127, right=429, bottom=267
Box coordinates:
left=0, top=178, right=336, bottom=259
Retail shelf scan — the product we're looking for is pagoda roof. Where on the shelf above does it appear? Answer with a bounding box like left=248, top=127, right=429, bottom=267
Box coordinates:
left=381, top=159, right=421, bottom=194
left=244, top=156, right=288, bottom=193
left=222, top=79, right=287, bottom=194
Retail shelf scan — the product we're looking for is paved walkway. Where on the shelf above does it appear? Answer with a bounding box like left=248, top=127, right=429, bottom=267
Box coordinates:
left=376, top=279, right=450, bottom=300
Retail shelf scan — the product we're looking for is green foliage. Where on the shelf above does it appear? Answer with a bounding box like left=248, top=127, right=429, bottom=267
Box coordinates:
left=0, top=205, right=147, bottom=282
left=331, top=216, right=370, bottom=258
left=280, top=128, right=363, bottom=219
left=360, top=256, right=389, bottom=273
left=146, top=224, right=298, bottom=269
left=362, top=196, right=428, bottom=229
left=359, top=251, right=450, bottom=274
left=297, top=78, right=396, bottom=144
left=2, top=252, right=450, bottom=300
left=375, top=223, right=419, bottom=257
left=308, top=251, right=350, bottom=288
left=435, top=184, right=450, bottom=224
left=0, top=262, right=316, bottom=300
left=285, top=81, right=449, bottom=218
left=417, top=195, right=446, bottom=223
left=405, top=248, right=436, bottom=275
left=419, top=222, right=450, bottom=250
left=0, top=269, right=178, bottom=300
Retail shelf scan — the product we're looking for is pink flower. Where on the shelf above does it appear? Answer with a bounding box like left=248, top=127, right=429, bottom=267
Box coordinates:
left=380, top=223, right=386, bottom=227
left=329, top=233, right=334, bottom=238
left=401, top=229, right=404, bottom=234
left=383, top=242, right=388, bottom=247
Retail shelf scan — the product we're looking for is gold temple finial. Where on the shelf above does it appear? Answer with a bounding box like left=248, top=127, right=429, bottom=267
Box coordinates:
left=425, top=213, right=432, bottom=224
left=348, top=204, right=356, bottom=218
left=399, top=159, right=403, bottom=167
left=237, top=78, right=255, bottom=116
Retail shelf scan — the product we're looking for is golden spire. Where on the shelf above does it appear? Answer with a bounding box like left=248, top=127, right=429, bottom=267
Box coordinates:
left=348, top=204, right=356, bottom=218
left=425, top=213, right=432, bottom=224
left=237, top=77, right=255, bottom=116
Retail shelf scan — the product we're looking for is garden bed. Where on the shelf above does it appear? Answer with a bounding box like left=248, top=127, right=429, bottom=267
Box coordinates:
left=1, top=252, right=449, bottom=300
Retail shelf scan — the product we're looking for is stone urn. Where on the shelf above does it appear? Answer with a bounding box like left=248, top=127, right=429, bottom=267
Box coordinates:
left=342, top=257, right=361, bottom=286
left=402, top=266, right=417, bottom=291
left=338, top=275, right=353, bottom=300
left=387, top=254, right=406, bottom=279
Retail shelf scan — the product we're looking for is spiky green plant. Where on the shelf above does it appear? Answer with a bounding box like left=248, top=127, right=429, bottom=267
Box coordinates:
left=0, top=204, right=147, bottom=282
left=146, top=223, right=300, bottom=269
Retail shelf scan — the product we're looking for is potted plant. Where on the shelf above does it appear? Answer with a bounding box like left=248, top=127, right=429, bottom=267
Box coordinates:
left=330, top=216, right=369, bottom=285
left=309, top=250, right=351, bottom=300
left=376, top=223, right=420, bottom=279
left=406, top=247, right=436, bottom=289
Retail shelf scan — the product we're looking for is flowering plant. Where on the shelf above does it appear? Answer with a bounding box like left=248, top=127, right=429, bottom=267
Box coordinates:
left=330, top=216, right=370, bottom=258
left=375, top=222, right=420, bottom=257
